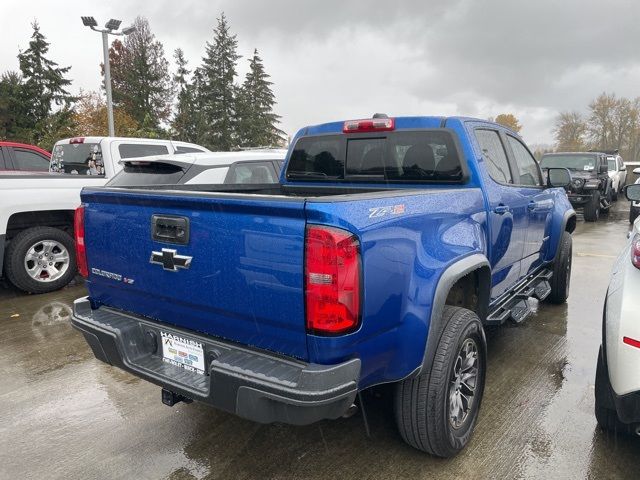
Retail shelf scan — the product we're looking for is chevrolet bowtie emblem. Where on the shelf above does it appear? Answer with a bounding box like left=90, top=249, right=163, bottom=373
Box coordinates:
left=150, top=248, right=192, bottom=271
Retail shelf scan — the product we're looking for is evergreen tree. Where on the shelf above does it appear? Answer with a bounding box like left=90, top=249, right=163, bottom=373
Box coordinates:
left=237, top=49, right=285, bottom=147
left=106, top=17, right=173, bottom=130
left=0, top=71, right=28, bottom=141
left=170, top=48, right=198, bottom=142
left=198, top=13, right=240, bottom=150
left=17, top=21, right=73, bottom=137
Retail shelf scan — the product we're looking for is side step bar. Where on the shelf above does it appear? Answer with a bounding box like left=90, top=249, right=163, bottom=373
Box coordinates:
left=485, top=269, right=553, bottom=326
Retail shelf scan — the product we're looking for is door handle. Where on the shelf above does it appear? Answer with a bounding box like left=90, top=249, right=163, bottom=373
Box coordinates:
left=494, top=205, right=510, bottom=215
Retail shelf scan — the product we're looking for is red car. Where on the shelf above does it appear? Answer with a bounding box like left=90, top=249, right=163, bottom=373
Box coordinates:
left=0, top=142, right=51, bottom=172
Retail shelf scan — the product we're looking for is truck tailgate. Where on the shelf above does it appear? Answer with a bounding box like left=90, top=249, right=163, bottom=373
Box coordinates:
left=81, top=188, right=308, bottom=360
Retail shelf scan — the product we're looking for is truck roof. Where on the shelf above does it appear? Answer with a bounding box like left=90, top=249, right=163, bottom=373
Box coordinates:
left=0, top=141, right=51, bottom=156
left=296, top=115, right=521, bottom=137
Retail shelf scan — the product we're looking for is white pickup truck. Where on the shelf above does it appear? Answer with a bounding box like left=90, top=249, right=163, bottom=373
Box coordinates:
left=0, top=136, right=209, bottom=294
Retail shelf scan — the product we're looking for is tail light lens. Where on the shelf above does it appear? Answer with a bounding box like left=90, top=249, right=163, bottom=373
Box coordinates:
left=305, top=225, right=361, bottom=335
left=343, top=117, right=395, bottom=133
left=74, top=206, right=88, bottom=278
left=632, top=233, right=640, bottom=269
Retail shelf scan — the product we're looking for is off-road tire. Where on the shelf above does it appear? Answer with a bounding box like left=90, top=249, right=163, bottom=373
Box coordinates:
left=394, top=306, right=486, bottom=457
left=584, top=191, right=600, bottom=222
left=4, top=227, right=77, bottom=294
left=547, top=231, right=572, bottom=304
left=595, top=346, right=633, bottom=435
left=630, top=206, right=639, bottom=224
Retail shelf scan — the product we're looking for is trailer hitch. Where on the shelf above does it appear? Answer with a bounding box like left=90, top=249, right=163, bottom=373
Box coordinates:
left=161, top=388, right=193, bottom=407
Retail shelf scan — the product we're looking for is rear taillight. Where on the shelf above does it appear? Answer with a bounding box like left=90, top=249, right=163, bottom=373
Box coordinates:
left=74, top=206, right=88, bottom=278
left=343, top=117, right=395, bottom=133
left=631, top=234, right=640, bottom=269
left=305, top=225, right=361, bottom=335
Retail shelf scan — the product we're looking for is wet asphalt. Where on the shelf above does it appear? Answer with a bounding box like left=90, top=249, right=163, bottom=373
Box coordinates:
left=1, top=202, right=639, bottom=480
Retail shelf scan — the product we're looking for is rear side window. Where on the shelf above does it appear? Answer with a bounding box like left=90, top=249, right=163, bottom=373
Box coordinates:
left=287, top=130, right=463, bottom=182
left=225, top=162, right=278, bottom=184
left=175, top=146, right=205, bottom=154
left=475, top=129, right=512, bottom=184
left=107, top=162, right=185, bottom=186
left=118, top=143, right=169, bottom=159
left=13, top=148, right=50, bottom=171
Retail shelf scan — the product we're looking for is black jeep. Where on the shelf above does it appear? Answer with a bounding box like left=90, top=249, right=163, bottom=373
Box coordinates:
left=540, top=152, right=613, bottom=222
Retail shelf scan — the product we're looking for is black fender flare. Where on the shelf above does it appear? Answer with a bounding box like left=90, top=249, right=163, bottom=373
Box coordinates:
left=549, top=210, right=576, bottom=263
left=417, top=253, right=491, bottom=375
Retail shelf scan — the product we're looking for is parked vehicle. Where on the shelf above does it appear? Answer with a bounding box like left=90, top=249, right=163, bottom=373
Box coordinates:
left=0, top=136, right=209, bottom=294
left=605, top=152, right=627, bottom=201
left=72, top=115, right=576, bottom=457
left=106, top=150, right=286, bottom=188
left=595, top=183, right=640, bottom=436
left=540, top=152, right=613, bottom=222
left=0, top=141, right=51, bottom=172
left=630, top=169, right=640, bottom=224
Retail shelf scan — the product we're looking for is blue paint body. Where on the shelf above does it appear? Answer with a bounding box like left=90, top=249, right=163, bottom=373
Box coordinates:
left=80, top=116, right=574, bottom=390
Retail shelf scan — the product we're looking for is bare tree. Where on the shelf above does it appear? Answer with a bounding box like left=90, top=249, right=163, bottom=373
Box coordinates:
left=553, top=111, right=587, bottom=151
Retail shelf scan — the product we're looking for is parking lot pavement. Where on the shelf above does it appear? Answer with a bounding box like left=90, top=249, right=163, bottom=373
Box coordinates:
left=1, top=204, right=639, bottom=480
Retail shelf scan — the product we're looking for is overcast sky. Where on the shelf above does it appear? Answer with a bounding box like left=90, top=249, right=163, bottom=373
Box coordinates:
left=2, top=0, right=640, bottom=145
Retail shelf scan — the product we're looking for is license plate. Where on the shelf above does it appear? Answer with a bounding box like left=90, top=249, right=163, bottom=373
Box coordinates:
left=160, top=331, right=205, bottom=375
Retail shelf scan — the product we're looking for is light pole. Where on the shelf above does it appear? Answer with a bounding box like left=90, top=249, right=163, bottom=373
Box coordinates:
left=81, top=17, right=136, bottom=137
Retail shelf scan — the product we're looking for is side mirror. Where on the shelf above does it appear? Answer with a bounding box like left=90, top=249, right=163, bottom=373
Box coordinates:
left=599, top=164, right=608, bottom=174
left=547, top=167, right=572, bottom=188
left=625, top=184, right=640, bottom=202
left=634, top=167, right=640, bottom=175
left=620, top=165, right=626, bottom=171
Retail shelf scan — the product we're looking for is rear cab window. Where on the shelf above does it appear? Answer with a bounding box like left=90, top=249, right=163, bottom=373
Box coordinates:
left=286, top=130, right=464, bottom=183
left=51, top=142, right=105, bottom=175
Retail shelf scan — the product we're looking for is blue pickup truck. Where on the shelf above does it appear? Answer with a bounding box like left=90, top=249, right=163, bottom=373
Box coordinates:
left=71, top=115, right=576, bottom=457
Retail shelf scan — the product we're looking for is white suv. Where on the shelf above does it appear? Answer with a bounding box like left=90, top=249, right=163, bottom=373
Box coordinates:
left=595, top=183, right=640, bottom=435
left=606, top=154, right=627, bottom=201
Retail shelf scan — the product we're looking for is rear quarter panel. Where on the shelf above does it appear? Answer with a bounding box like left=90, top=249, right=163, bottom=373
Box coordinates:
left=306, top=187, right=488, bottom=388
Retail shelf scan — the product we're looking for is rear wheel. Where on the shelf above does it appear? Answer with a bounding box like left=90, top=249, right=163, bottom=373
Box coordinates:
left=584, top=191, right=600, bottom=222
left=547, top=231, right=572, bottom=304
left=4, top=227, right=77, bottom=294
left=394, top=306, right=486, bottom=457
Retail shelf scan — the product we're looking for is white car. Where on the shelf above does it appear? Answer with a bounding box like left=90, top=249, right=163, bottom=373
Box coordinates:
left=607, top=154, right=627, bottom=201
left=629, top=168, right=640, bottom=224
left=595, top=183, right=640, bottom=435
left=0, top=139, right=285, bottom=294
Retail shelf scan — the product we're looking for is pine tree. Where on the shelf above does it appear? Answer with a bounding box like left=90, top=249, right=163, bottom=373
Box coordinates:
left=198, top=13, right=241, bottom=151
left=0, top=71, right=28, bottom=141
left=106, top=17, right=173, bottom=131
left=237, top=49, right=285, bottom=148
left=17, top=21, right=73, bottom=133
left=170, top=48, right=197, bottom=142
